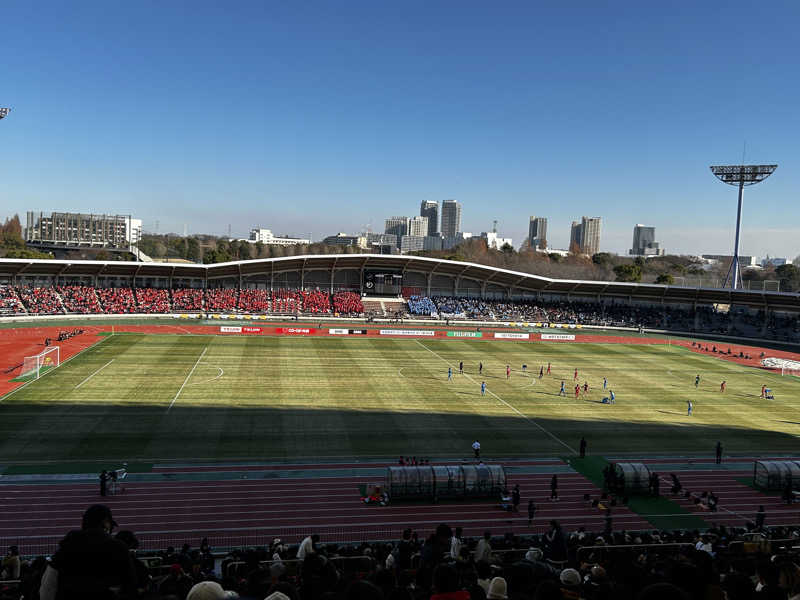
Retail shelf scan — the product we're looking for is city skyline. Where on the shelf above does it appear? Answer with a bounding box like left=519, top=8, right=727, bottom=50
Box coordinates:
left=1, top=1, right=798, bottom=257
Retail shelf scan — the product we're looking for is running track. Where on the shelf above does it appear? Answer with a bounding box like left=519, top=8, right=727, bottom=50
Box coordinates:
left=0, top=457, right=794, bottom=556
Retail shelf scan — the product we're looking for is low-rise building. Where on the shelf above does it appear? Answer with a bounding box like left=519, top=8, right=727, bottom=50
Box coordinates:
left=249, top=228, right=310, bottom=246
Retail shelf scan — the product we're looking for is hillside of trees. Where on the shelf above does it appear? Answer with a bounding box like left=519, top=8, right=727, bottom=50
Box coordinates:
left=0, top=215, right=53, bottom=259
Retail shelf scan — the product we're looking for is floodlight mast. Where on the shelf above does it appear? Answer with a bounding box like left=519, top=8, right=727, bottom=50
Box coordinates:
left=0, top=108, right=10, bottom=120
left=710, top=164, right=777, bottom=290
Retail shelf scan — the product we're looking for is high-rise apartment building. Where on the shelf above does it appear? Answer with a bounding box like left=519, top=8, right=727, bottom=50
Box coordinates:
left=528, top=216, right=547, bottom=250
left=420, top=201, right=439, bottom=236
left=580, top=217, right=602, bottom=256
left=407, top=216, right=429, bottom=237
left=629, top=224, right=664, bottom=256
left=384, top=216, right=409, bottom=238
left=441, top=200, right=462, bottom=238
left=569, top=216, right=602, bottom=255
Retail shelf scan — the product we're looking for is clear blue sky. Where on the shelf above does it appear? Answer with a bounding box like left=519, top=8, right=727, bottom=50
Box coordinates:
left=1, top=1, right=798, bottom=257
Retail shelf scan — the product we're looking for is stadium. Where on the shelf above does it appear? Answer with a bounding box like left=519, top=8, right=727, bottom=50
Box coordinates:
left=1, top=252, right=800, bottom=595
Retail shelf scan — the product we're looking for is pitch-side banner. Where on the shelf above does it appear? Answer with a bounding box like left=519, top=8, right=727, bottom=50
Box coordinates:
left=494, top=332, right=530, bottom=339
left=541, top=334, right=576, bottom=341
left=277, top=327, right=316, bottom=335
left=379, top=329, right=435, bottom=336
left=329, top=328, right=349, bottom=335
left=447, top=331, right=483, bottom=338
left=220, top=326, right=242, bottom=333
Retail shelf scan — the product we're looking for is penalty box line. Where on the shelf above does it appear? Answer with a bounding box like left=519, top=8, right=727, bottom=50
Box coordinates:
left=414, top=340, right=576, bottom=455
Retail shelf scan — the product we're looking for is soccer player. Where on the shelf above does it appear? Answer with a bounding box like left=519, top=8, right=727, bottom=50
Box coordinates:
left=550, top=474, right=558, bottom=500
left=559, top=381, right=566, bottom=396
left=603, top=377, right=607, bottom=390
left=574, top=368, right=578, bottom=381
left=583, top=381, right=589, bottom=394
left=479, top=362, right=483, bottom=375
left=687, top=400, right=693, bottom=416
left=448, top=367, right=452, bottom=381
left=459, top=361, right=463, bottom=375
left=506, top=365, right=511, bottom=379
left=575, top=384, right=580, bottom=399
left=695, top=374, right=700, bottom=388
left=522, top=364, right=527, bottom=374
left=609, top=389, right=615, bottom=404
left=472, top=440, right=481, bottom=459
left=539, top=366, right=544, bottom=378
left=547, top=362, right=551, bottom=375
left=720, top=380, right=726, bottom=393
left=481, top=381, right=486, bottom=396
left=761, top=385, right=766, bottom=399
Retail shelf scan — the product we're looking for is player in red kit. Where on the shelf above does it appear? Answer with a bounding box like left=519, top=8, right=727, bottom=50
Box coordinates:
left=506, top=365, right=511, bottom=379
left=574, top=368, right=578, bottom=381
left=575, top=384, right=580, bottom=398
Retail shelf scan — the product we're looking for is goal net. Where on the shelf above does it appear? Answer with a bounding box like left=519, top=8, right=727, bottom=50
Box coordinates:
left=20, top=346, right=60, bottom=380
left=761, top=357, right=800, bottom=378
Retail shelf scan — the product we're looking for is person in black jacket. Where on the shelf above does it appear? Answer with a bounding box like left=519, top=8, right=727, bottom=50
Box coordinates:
left=40, top=504, right=136, bottom=600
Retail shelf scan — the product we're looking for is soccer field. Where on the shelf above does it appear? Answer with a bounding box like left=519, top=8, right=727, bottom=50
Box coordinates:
left=1, top=333, right=798, bottom=463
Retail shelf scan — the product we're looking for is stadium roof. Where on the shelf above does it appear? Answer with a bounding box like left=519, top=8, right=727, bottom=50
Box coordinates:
left=1, top=254, right=798, bottom=311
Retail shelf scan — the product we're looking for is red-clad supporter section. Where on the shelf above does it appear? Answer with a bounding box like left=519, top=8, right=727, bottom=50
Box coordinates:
left=171, top=288, right=203, bottom=311
left=58, top=286, right=102, bottom=314
left=271, top=289, right=302, bottom=313
left=238, top=289, right=270, bottom=312
left=15, top=286, right=63, bottom=314
left=332, top=291, right=363, bottom=315
left=96, top=287, right=137, bottom=313
left=135, top=288, right=171, bottom=313
left=302, top=290, right=330, bottom=313
left=205, top=288, right=237, bottom=311
left=0, top=286, right=25, bottom=314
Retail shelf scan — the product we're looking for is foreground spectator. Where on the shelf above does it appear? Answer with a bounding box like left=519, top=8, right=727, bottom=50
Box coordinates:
left=40, top=504, right=135, bottom=600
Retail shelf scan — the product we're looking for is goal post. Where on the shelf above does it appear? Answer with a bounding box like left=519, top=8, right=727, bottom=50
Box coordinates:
left=20, top=346, right=60, bottom=380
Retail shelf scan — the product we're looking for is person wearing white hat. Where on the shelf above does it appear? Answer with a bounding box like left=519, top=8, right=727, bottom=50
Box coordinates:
left=486, top=576, right=508, bottom=599
left=186, top=581, right=238, bottom=600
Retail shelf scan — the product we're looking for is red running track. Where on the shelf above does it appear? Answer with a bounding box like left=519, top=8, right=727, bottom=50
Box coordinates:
left=0, top=470, right=649, bottom=555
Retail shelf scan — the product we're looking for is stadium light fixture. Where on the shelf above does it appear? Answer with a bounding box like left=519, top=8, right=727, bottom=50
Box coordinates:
left=710, top=164, right=777, bottom=290
left=0, top=108, right=9, bottom=120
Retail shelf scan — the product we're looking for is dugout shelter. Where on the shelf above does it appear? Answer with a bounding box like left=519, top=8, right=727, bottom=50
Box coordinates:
left=613, top=462, right=652, bottom=495
left=386, top=464, right=506, bottom=501
left=753, top=460, right=800, bottom=491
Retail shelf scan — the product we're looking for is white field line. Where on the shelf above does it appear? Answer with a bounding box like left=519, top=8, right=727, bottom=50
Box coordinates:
left=414, top=340, right=576, bottom=454
left=0, top=334, right=113, bottom=403
left=74, top=359, right=115, bottom=389
left=168, top=346, right=207, bottom=411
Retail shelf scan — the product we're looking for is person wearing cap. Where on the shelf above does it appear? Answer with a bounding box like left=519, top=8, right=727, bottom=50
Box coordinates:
left=486, top=576, right=508, bottom=599
left=186, top=580, right=238, bottom=600
left=40, top=504, right=136, bottom=600
left=560, top=567, right=582, bottom=599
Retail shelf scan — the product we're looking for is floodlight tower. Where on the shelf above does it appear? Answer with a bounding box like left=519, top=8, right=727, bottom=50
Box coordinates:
left=710, top=164, right=777, bottom=290
left=0, top=108, right=10, bottom=120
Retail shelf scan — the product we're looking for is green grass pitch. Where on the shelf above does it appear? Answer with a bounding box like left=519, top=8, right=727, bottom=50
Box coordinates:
left=0, top=333, right=798, bottom=463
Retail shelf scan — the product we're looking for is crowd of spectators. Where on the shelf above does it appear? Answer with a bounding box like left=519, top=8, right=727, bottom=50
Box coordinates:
left=15, top=286, right=63, bottom=314
left=58, top=286, right=103, bottom=314
left=239, top=290, right=271, bottom=313
left=96, top=287, right=137, bottom=313
left=9, top=503, right=800, bottom=600
left=271, top=289, right=303, bottom=313
left=332, top=292, right=363, bottom=315
left=205, top=289, right=238, bottom=312
left=408, top=296, right=437, bottom=316
left=0, top=286, right=25, bottom=314
left=302, top=290, right=331, bottom=314
left=1, top=283, right=799, bottom=344
left=135, top=289, right=171, bottom=313
left=172, top=289, right=204, bottom=311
